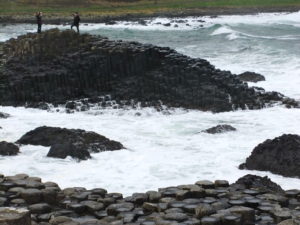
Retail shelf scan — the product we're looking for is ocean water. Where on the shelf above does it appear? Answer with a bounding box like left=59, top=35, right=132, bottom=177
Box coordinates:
left=0, top=12, right=300, bottom=195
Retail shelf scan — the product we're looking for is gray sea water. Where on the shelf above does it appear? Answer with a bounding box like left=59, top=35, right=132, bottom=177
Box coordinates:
left=0, top=12, right=300, bottom=195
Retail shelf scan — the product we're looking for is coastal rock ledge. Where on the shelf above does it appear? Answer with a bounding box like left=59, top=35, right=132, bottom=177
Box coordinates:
left=0, top=173, right=299, bottom=225
left=0, top=29, right=298, bottom=112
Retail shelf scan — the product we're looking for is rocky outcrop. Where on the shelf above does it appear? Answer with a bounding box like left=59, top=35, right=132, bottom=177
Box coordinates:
left=0, top=112, right=10, bottom=118
left=202, top=124, right=237, bottom=134
left=237, top=72, right=266, bottom=83
left=0, top=29, right=297, bottom=112
left=234, top=174, right=284, bottom=193
left=0, top=173, right=298, bottom=225
left=17, top=126, right=124, bottom=160
left=0, top=141, right=20, bottom=156
left=239, top=134, right=300, bottom=178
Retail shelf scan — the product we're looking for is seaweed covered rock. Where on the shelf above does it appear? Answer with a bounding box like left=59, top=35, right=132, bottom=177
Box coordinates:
left=17, top=126, right=124, bottom=160
left=0, top=141, right=20, bottom=156
left=239, top=134, right=300, bottom=178
left=0, top=29, right=297, bottom=112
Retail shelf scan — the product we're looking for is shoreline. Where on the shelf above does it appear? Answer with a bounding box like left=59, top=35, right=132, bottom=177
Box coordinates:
left=0, top=6, right=300, bottom=24
left=0, top=172, right=298, bottom=225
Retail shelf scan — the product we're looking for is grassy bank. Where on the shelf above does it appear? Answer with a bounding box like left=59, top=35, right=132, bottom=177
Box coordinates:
left=1, top=0, right=300, bottom=18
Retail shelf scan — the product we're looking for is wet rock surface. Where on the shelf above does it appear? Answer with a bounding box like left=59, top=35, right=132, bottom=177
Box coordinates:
left=202, top=124, right=237, bottom=134
left=239, top=134, right=300, bottom=178
left=0, top=141, right=20, bottom=156
left=0, top=174, right=298, bottom=225
left=237, top=72, right=266, bottom=83
left=17, top=126, right=124, bottom=160
left=0, top=207, right=31, bottom=225
left=0, top=29, right=297, bottom=112
left=0, top=112, right=10, bottom=118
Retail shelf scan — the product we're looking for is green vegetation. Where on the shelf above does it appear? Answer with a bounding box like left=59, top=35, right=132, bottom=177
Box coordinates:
left=1, top=0, right=300, bottom=17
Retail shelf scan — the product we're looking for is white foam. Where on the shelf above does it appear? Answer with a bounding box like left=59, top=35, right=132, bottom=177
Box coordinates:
left=0, top=106, right=300, bottom=196
left=1, top=12, right=300, bottom=195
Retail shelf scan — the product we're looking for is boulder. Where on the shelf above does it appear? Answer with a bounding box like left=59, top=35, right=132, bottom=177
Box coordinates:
left=202, top=125, right=237, bottom=134
left=237, top=72, right=266, bottom=83
left=0, top=141, right=20, bottom=156
left=0, top=112, right=10, bottom=118
left=0, top=207, right=31, bottom=225
left=234, top=174, right=283, bottom=193
left=0, top=29, right=296, bottom=112
left=239, top=134, right=300, bottom=178
left=47, top=143, right=91, bottom=160
left=17, top=126, right=124, bottom=160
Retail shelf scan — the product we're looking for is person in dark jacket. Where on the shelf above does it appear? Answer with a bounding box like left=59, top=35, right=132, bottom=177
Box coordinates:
left=71, top=12, right=80, bottom=33
left=36, top=12, right=42, bottom=33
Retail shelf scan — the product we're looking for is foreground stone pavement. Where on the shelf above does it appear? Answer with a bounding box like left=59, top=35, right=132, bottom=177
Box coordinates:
left=0, top=173, right=299, bottom=224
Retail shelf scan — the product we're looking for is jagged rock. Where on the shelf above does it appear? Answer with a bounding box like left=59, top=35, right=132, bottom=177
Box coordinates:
left=239, top=134, right=300, bottom=178
left=202, top=124, right=237, bottom=134
left=17, top=126, right=124, bottom=160
left=237, top=72, right=266, bottom=83
left=0, top=112, right=10, bottom=118
left=0, top=29, right=296, bottom=112
left=0, top=207, right=31, bottom=225
left=234, top=174, right=283, bottom=193
left=0, top=141, right=19, bottom=156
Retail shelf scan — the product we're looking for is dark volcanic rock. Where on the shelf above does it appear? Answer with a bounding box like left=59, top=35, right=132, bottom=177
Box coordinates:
left=0, top=112, right=10, bottom=118
left=0, top=29, right=296, bottom=112
left=202, top=124, right=237, bottom=134
left=238, top=72, right=266, bottom=83
left=0, top=141, right=20, bottom=156
left=47, top=142, right=91, bottom=160
left=17, top=126, right=124, bottom=160
left=239, top=134, right=300, bottom=178
left=234, top=174, right=284, bottom=193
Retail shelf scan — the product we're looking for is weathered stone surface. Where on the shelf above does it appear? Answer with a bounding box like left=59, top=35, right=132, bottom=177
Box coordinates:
left=0, top=29, right=297, bottom=112
left=0, top=141, right=19, bottom=156
left=234, top=174, right=283, bottom=193
left=0, top=172, right=297, bottom=225
left=47, top=143, right=91, bottom=160
left=17, top=126, right=124, bottom=160
left=239, top=134, right=300, bottom=178
left=202, top=124, right=237, bottom=134
left=237, top=71, right=266, bottom=83
left=0, top=207, right=31, bottom=225
left=21, top=188, right=42, bottom=204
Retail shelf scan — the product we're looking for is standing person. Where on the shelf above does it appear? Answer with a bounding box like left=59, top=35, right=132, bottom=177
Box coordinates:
left=71, top=12, right=80, bottom=33
left=36, top=12, right=42, bottom=33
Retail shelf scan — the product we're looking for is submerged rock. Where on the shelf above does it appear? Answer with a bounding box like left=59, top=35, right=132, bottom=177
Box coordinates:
left=0, top=29, right=296, bottom=112
left=0, top=141, right=20, bottom=156
left=237, top=71, right=266, bottom=83
left=239, top=134, right=300, bottom=178
left=17, top=126, right=124, bottom=160
left=0, top=112, right=10, bottom=118
left=202, top=124, right=237, bottom=134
